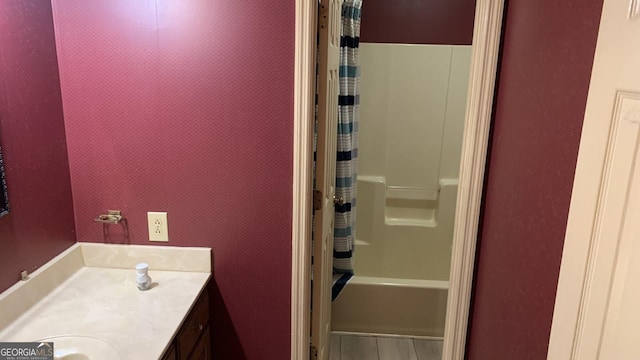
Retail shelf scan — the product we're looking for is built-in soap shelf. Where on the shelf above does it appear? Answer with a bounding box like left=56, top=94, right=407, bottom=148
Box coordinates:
left=355, top=175, right=458, bottom=228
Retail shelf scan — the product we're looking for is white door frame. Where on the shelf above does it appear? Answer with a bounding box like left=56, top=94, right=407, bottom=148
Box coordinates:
left=291, top=1, right=505, bottom=359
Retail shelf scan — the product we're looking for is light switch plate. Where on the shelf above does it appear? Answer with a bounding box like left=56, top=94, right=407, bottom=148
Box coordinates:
left=147, top=211, right=169, bottom=242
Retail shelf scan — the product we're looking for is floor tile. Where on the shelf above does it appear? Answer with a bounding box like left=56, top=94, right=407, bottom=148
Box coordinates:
left=377, top=337, right=418, bottom=360
left=341, top=335, right=379, bottom=360
left=414, top=339, right=443, bottom=360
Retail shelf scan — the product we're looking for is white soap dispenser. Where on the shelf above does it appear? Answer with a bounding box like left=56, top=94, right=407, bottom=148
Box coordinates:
left=135, top=263, right=152, bottom=291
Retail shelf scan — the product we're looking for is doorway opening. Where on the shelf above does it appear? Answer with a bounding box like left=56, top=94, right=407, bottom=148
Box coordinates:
left=291, top=1, right=506, bottom=359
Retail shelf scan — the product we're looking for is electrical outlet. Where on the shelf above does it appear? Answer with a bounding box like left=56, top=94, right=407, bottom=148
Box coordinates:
left=147, top=211, right=169, bottom=242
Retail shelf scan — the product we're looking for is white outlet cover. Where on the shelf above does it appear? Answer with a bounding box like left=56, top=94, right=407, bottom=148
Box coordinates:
left=147, top=211, right=169, bottom=242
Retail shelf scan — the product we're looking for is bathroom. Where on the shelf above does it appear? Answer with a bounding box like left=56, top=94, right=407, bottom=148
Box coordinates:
left=1, top=0, right=474, bottom=355
left=0, top=0, right=608, bottom=359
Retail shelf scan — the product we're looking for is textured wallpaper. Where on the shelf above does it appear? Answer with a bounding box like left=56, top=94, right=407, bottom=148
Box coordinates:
left=52, top=1, right=294, bottom=358
left=467, top=1, right=605, bottom=359
left=360, top=0, right=476, bottom=45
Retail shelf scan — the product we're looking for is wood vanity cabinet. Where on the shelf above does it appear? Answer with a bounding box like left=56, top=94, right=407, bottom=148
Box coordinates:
left=162, top=345, right=176, bottom=360
left=188, top=327, right=211, bottom=360
left=161, top=288, right=211, bottom=360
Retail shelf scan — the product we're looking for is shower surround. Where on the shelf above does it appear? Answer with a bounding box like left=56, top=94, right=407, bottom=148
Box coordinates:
left=332, top=43, right=472, bottom=337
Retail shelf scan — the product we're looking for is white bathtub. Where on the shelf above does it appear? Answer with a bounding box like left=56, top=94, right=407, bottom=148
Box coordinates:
left=331, top=176, right=457, bottom=337
left=331, top=276, right=448, bottom=337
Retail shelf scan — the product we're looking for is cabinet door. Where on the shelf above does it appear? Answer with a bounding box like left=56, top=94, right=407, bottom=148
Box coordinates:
left=178, top=290, right=210, bottom=359
left=161, top=344, right=177, bottom=360
left=187, top=327, right=211, bottom=360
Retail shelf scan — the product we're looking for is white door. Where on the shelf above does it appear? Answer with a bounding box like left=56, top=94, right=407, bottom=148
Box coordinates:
left=548, top=1, right=640, bottom=359
left=311, top=0, right=341, bottom=359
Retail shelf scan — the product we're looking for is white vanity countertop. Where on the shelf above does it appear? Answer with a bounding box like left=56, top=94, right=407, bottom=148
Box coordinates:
left=0, top=243, right=212, bottom=360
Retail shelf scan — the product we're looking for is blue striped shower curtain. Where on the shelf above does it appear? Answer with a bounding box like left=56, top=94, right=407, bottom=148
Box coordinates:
left=333, top=0, right=362, bottom=276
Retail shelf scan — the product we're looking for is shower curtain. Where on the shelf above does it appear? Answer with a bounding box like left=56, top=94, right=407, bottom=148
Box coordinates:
left=333, top=0, right=362, bottom=276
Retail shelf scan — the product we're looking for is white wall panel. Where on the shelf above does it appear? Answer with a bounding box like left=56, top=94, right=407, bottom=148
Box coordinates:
left=358, top=43, right=471, bottom=195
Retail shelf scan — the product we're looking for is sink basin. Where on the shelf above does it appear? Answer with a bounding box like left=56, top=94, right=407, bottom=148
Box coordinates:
left=36, top=336, right=121, bottom=360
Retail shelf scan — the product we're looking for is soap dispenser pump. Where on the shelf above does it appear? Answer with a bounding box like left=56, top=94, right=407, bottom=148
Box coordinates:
left=135, top=263, right=152, bottom=291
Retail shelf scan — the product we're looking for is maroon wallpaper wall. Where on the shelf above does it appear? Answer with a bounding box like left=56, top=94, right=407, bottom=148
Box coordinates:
left=360, top=0, right=476, bottom=45
left=0, top=1, right=76, bottom=293
left=51, top=1, right=293, bottom=359
left=467, top=1, right=604, bottom=359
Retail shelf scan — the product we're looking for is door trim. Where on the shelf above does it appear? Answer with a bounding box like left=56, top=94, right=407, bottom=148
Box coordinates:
left=291, top=0, right=505, bottom=359
left=291, top=0, right=316, bottom=359
left=442, top=1, right=505, bottom=358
